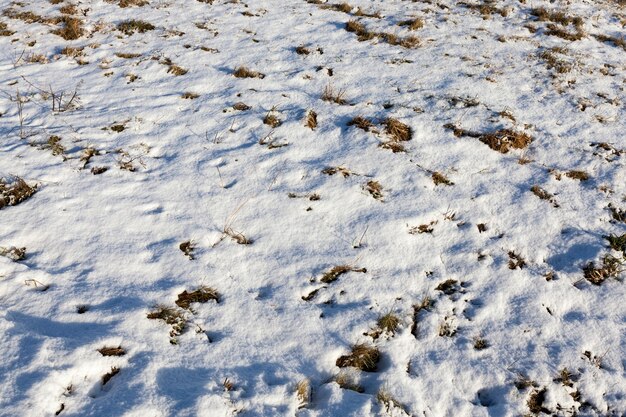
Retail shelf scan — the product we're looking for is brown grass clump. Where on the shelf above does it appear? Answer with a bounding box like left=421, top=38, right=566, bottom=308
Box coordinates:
left=59, top=4, right=79, bottom=15
left=377, top=313, right=400, bottom=334
left=347, top=116, right=374, bottom=131
left=605, top=233, right=626, bottom=254
left=432, top=172, right=453, bottom=186
left=233, top=102, right=251, bottom=111
left=263, top=110, right=282, bottom=128
left=383, top=118, right=412, bottom=141
left=102, top=367, right=120, bottom=385
left=295, top=45, right=310, bottom=55
left=539, top=49, right=572, bottom=74
left=295, top=379, right=311, bottom=408
left=609, top=204, right=626, bottom=223
left=321, top=265, right=366, bottom=283
left=479, top=129, right=532, bottom=153
left=0, top=177, right=37, bottom=210
left=398, top=17, right=424, bottom=30
left=345, top=20, right=376, bottom=41
left=115, top=52, right=142, bottom=59
left=147, top=306, right=187, bottom=343
left=179, top=240, right=195, bottom=259
left=181, top=92, right=199, bottom=99
left=435, top=279, right=459, bottom=295
left=166, top=64, right=187, bottom=76
left=0, top=21, right=14, bottom=36
left=379, top=141, right=405, bottom=153
left=321, top=84, right=347, bottom=105
left=594, top=34, right=626, bottom=51
left=545, top=23, right=584, bottom=41
left=336, top=344, right=380, bottom=372
left=233, top=66, right=265, bottom=79
left=530, top=185, right=559, bottom=208
left=0, top=246, right=26, bottom=261
left=118, top=20, right=155, bottom=35
left=175, top=287, right=220, bottom=309
left=565, top=170, right=589, bottom=181
left=508, top=251, right=526, bottom=269
left=364, top=180, right=384, bottom=200
left=527, top=388, right=548, bottom=414
left=118, top=0, right=149, bottom=6
left=530, top=8, right=582, bottom=28
left=444, top=124, right=532, bottom=153
left=53, top=16, right=84, bottom=40
left=473, top=337, right=488, bottom=350
left=322, top=166, right=355, bottom=177
left=333, top=371, right=364, bottom=392
left=305, top=110, right=318, bottom=129
left=98, top=346, right=126, bottom=356
left=583, top=255, right=623, bottom=285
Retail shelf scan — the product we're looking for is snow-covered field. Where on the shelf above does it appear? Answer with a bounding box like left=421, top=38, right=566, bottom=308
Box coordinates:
left=0, top=0, right=625, bottom=415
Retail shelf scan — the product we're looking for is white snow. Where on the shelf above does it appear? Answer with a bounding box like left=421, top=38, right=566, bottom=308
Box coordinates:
left=0, top=0, right=625, bottom=416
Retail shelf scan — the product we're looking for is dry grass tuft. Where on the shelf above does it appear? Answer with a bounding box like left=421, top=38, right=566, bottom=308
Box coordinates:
left=432, top=172, right=453, bottom=186
left=379, top=141, right=405, bottom=153
left=0, top=177, right=37, bottom=210
left=53, top=16, right=84, bottom=40
left=321, top=265, right=366, bottom=283
left=398, top=17, right=424, bottom=30
left=181, top=92, right=199, bottom=99
left=333, top=371, right=364, bottom=392
left=583, top=255, right=623, bottom=285
left=179, top=240, right=195, bottom=259
left=233, top=66, right=265, bottom=79
left=175, top=286, right=220, bottom=309
left=305, top=110, right=318, bottom=129
left=263, top=109, right=282, bottom=128
left=565, top=170, right=589, bottom=181
left=321, top=84, right=347, bottom=105
left=383, top=118, right=412, bottom=141
left=98, top=346, right=126, bottom=356
left=0, top=246, right=26, bottom=261
left=605, top=233, right=626, bottom=254
left=102, top=367, right=120, bottom=385
left=147, top=305, right=187, bottom=343
left=364, top=180, right=384, bottom=200
left=0, top=21, right=14, bottom=36
left=527, top=388, right=548, bottom=414
left=508, top=251, right=526, bottom=269
left=377, top=389, right=409, bottom=414
left=347, top=116, right=374, bottom=131
left=530, top=185, right=559, bottom=208
left=336, top=344, right=380, bottom=372
left=295, top=379, right=311, bottom=408
left=118, top=20, right=155, bottom=35
left=377, top=312, right=400, bottom=334
left=479, top=129, right=532, bottom=153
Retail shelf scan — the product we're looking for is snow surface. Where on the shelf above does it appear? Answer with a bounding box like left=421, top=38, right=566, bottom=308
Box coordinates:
left=0, top=0, right=625, bottom=416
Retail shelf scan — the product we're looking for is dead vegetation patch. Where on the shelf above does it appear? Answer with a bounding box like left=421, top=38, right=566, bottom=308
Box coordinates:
left=364, top=180, right=384, bottom=200
left=432, top=172, right=453, bottom=186
left=583, top=255, right=623, bottom=285
left=233, top=66, right=265, bottom=79
left=98, top=346, right=126, bottom=356
left=0, top=246, right=26, bottom=261
left=398, top=17, right=424, bottom=30
left=347, top=116, right=374, bottom=131
left=383, top=118, right=412, bottom=141
left=605, top=233, right=626, bottom=254
left=118, top=20, right=155, bottom=35
left=336, top=344, right=380, bottom=372
left=305, top=110, right=317, bottom=129
left=444, top=124, right=532, bottom=153
left=147, top=306, right=187, bottom=343
left=321, top=265, right=366, bottom=283
left=102, top=367, right=120, bottom=385
left=345, top=19, right=420, bottom=47
left=0, top=177, right=37, bottom=209
left=0, top=21, right=14, bottom=36
left=179, top=240, right=195, bottom=259
left=52, top=16, right=84, bottom=40
left=530, top=185, right=559, bottom=207
left=175, top=286, right=220, bottom=309
left=321, top=84, right=347, bottom=105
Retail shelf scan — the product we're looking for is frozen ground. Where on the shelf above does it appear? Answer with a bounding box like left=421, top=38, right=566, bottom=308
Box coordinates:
left=0, top=0, right=625, bottom=416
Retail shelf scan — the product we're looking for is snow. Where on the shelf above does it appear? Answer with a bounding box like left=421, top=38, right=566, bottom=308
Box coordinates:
left=0, top=0, right=625, bottom=416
